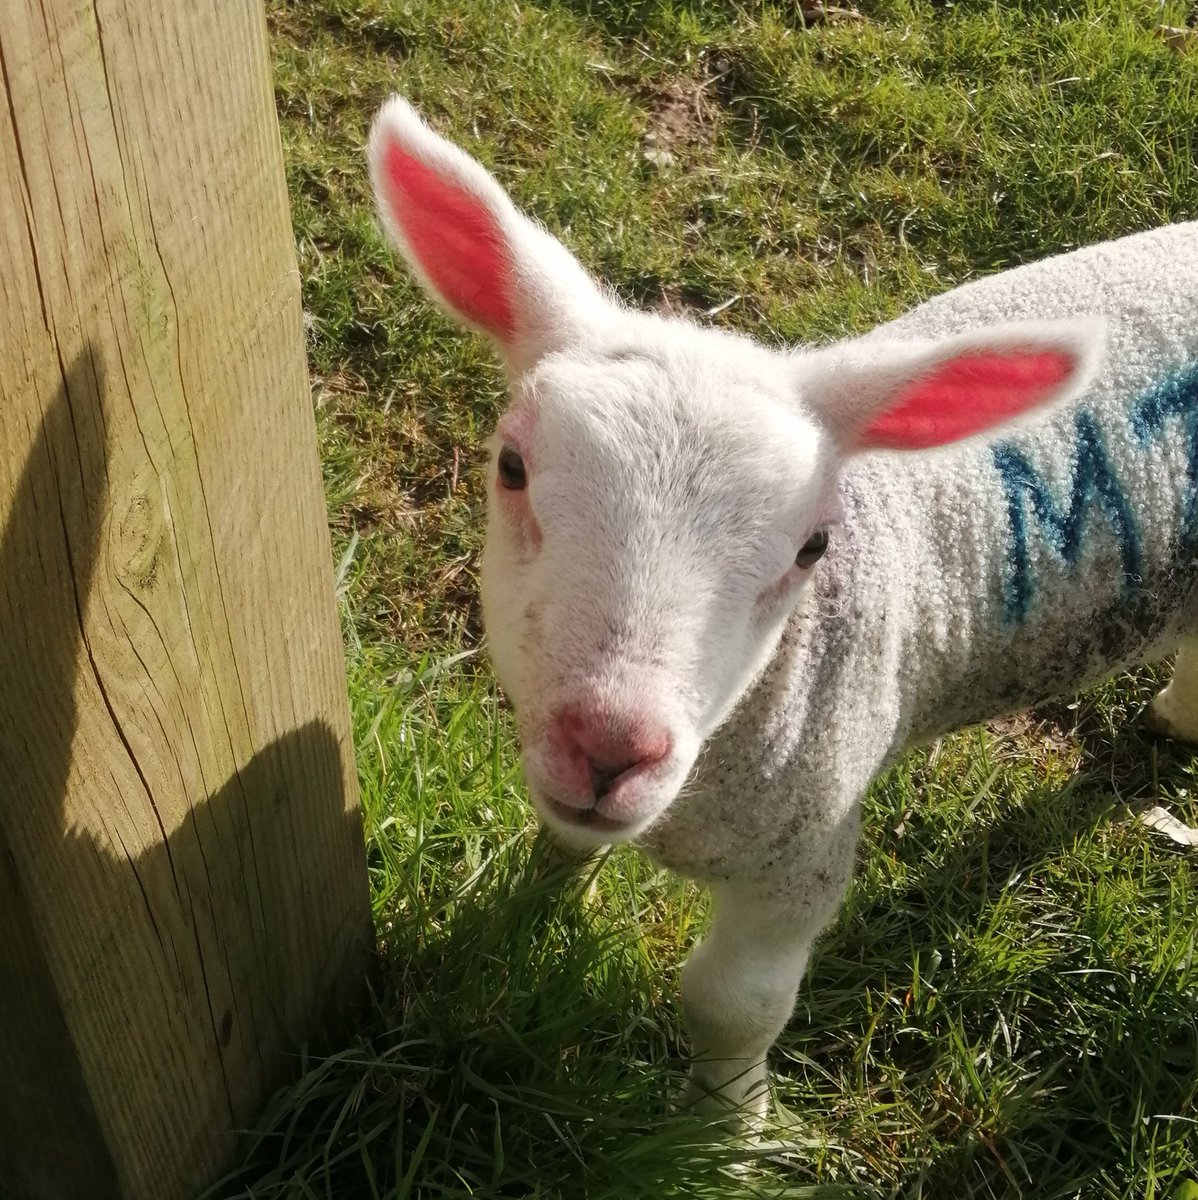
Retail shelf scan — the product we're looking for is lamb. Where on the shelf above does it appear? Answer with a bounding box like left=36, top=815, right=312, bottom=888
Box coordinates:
left=367, top=95, right=1198, bottom=1123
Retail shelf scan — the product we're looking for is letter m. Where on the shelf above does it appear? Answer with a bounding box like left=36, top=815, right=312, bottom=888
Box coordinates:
left=991, top=411, right=1142, bottom=623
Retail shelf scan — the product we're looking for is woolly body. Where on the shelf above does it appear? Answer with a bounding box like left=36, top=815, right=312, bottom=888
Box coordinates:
left=647, top=223, right=1198, bottom=910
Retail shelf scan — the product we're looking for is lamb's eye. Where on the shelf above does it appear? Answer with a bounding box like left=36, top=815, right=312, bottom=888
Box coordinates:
left=497, top=446, right=527, bottom=490
left=795, top=528, right=829, bottom=568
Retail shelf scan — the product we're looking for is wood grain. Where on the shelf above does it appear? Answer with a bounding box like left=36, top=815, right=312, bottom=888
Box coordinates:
left=0, top=3, right=370, bottom=1196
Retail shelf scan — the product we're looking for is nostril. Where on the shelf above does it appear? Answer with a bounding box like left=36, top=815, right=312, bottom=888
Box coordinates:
left=589, top=757, right=637, bottom=799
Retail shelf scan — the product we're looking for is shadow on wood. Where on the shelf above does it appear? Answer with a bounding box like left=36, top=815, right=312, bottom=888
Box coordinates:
left=0, top=346, right=365, bottom=1198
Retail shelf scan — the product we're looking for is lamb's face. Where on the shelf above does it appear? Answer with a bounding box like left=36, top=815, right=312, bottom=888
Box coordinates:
left=480, top=327, right=838, bottom=846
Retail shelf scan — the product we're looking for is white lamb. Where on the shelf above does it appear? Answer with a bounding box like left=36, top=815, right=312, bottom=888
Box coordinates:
left=367, top=96, right=1198, bottom=1122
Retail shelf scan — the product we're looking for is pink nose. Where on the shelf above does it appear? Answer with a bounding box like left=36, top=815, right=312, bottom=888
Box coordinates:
left=546, top=708, right=672, bottom=806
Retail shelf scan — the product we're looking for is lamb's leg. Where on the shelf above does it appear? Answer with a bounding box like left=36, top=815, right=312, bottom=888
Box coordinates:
left=1146, top=638, right=1198, bottom=744
left=679, top=884, right=823, bottom=1128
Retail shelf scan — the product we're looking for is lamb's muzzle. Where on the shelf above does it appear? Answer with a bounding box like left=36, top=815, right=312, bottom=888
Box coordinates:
left=525, top=698, right=694, bottom=842
left=544, top=706, right=671, bottom=799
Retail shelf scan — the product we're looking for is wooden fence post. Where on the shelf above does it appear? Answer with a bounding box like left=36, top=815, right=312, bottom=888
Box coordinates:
left=0, top=3, right=370, bottom=1197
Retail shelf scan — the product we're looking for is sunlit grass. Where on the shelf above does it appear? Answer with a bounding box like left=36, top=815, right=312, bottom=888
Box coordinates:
left=214, top=3, right=1198, bottom=1195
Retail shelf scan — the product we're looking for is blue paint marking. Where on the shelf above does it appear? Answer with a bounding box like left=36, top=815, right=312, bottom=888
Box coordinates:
left=1129, top=362, right=1198, bottom=543
left=992, top=410, right=1143, bottom=623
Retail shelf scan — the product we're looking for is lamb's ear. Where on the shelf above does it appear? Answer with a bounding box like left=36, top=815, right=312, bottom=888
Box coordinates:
left=802, top=319, right=1106, bottom=452
left=368, top=96, right=607, bottom=372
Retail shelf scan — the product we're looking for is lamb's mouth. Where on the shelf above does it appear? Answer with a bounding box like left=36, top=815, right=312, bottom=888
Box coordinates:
left=542, top=796, right=636, bottom=834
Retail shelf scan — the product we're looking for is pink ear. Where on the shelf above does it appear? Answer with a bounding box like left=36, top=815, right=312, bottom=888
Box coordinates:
left=859, top=349, right=1075, bottom=450
left=376, top=139, right=516, bottom=341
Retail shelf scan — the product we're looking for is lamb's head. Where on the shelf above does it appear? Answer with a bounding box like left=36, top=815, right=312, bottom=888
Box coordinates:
left=369, top=96, right=1104, bottom=848
left=476, top=323, right=842, bottom=846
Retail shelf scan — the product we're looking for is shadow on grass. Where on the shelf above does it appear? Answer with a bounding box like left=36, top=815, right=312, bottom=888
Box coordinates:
left=209, top=836, right=757, bottom=1198
left=205, top=679, right=1196, bottom=1198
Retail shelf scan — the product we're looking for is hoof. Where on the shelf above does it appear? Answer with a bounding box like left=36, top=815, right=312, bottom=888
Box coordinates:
left=1144, top=688, right=1198, bottom=745
left=678, top=1075, right=771, bottom=1137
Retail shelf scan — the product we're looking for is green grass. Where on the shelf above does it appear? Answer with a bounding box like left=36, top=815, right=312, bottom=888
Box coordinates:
left=215, top=2, right=1198, bottom=1196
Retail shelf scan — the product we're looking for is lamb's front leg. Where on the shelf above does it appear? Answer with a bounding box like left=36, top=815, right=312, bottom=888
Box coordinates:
left=680, top=883, right=829, bottom=1127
